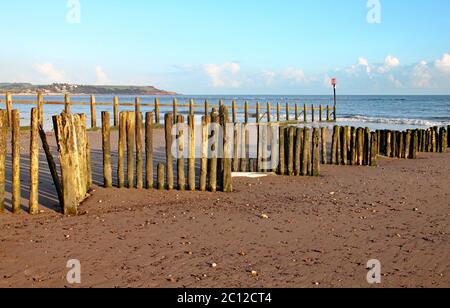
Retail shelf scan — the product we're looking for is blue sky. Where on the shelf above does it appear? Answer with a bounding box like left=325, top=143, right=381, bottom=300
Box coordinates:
left=0, top=0, right=449, bottom=94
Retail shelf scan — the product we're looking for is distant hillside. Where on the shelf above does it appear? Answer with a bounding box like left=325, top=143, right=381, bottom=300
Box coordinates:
left=0, top=83, right=178, bottom=95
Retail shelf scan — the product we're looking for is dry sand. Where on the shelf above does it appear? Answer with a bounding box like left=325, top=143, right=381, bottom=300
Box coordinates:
left=0, top=128, right=449, bottom=288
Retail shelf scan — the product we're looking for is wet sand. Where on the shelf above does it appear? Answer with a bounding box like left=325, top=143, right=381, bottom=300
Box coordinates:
left=0, top=129, right=449, bottom=288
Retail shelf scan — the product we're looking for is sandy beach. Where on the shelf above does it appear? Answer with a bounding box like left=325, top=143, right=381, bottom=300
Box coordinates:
left=0, top=128, right=448, bottom=288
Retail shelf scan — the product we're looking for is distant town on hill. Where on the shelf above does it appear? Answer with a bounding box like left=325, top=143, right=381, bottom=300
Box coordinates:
left=0, top=83, right=178, bottom=95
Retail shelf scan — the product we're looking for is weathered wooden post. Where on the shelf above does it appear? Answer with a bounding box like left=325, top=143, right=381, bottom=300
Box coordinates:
left=154, top=98, right=160, bottom=125
left=319, top=105, right=323, bottom=122
left=232, top=100, right=237, bottom=123
left=90, top=95, right=97, bottom=128
left=189, top=98, right=195, bottom=117
left=385, top=130, right=392, bottom=158
left=220, top=106, right=233, bottom=192
left=304, top=104, right=307, bottom=123
left=350, top=127, right=357, bottom=165
left=286, top=102, right=290, bottom=121
left=326, top=105, right=330, bottom=122
left=233, top=123, right=239, bottom=172
left=357, top=128, right=364, bottom=165
left=204, top=99, right=209, bottom=117
left=278, top=127, right=285, bottom=175
left=113, top=96, right=119, bottom=127
left=126, top=112, right=135, bottom=188
left=173, top=98, right=178, bottom=125
left=294, top=127, right=303, bottom=176
left=118, top=112, right=126, bottom=188
left=240, top=122, right=247, bottom=172
left=342, top=126, right=349, bottom=165
left=165, top=113, right=174, bottom=190
left=411, top=130, right=418, bottom=159
left=256, top=102, right=261, bottom=124
left=302, top=128, right=311, bottom=176
left=404, top=130, right=411, bottom=159
left=209, top=114, right=220, bottom=192
left=249, top=159, right=255, bottom=172
left=277, top=102, right=281, bottom=122
left=200, top=116, right=209, bottom=191
left=64, top=93, right=70, bottom=114
left=333, top=105, right=337, bottom=121
left=102, top=112, right=113, bottom=188
left=295, top=104, right=299, bottom=121
left=399, top=132, right=405, bottom=159
left=136, top=112, right=143, bottom=189
left=12, top=110, right=21, bottom=213
left=5, top=92, right=12, bottom=127
left=287, top=127, right=295, bottom=175
left=0, top=111, right=6, bottom=212
left=312, top=128, right=320, bottom=176
left=244, top=100, right=249, bottom=124
left=176, top=115, right=186, bottom=191
left=267, top=102, right=271, bottom=123
left=135, top=97, right=141, bottom=116
left=188, top=115, right=196, bottom=191
left=29, top=108, right=39, bottom=215
left=311, top=105, right=315, bottom=123
left=157, top=163, right=165, bottom=190
left=145, top=112, right=154, bottom=189
left=364, top=128, right=370, bottom=165
left=331, top=126, right=339, bottom=165
left=37, top=92, right=44, bottom=126
left=370, top=132, right=378, bottom=167
left=391, top=131, right=397, bottom=158
left=321, top=127, right=327, bottom=165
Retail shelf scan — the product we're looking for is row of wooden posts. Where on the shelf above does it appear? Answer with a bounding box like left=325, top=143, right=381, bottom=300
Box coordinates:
left=3, top=92, right=337, bottom=129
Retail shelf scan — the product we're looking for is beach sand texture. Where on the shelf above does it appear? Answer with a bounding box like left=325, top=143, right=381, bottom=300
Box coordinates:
left=0, top=128, right=448, bottom=288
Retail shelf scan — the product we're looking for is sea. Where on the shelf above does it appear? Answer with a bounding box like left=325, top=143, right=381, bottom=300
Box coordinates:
left=6, top=95, right=450, bottom=132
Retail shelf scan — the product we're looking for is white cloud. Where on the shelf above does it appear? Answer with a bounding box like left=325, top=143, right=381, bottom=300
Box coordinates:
left=33, top=63, right=65, bottom=82
left=388, top=74, right=402, bottom=87
left=95, top=66, right=110, bottom=84
left=262, top=70, right=276, bottom=86
left=282, top=67, right=307, bottom=84
left=385, top=55, right=400, bottom=68
left=358, top=57, right=369, bottom=67
left=204, top=62, right=241, bottom=88
left=435, top=53, right=450, bottom=73
left=412, top=61, right=432, bottom=88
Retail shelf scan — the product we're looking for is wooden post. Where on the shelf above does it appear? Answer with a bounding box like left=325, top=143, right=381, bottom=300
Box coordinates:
left=278, top=127, right=285, bottom=175
left=0, top=111, right=6, bottom=212
left=321, top=127, right=327, bottom=165
left=233, top=123, right=239, bottom=172
left=118, top=112, right=126, bottom=188
left=391, top=131, right=397, bottom=157
left=404, top=130, right=411, bottom=159
left=267, top=102, right=271, bottom=123
left=136, top=112, right=143, bottom=189
left=311, top=105, right=315, bottom=123
left=350, top=127, right=357, bottom=165
left=6, top=92, right=12, bottom=127
left=295, top=104, right=299, bottom=121
left=411, top=130, right=418, bottom=159
left=301, top=128, right=311, bottom=176
left=326, top=105, right=330, bottom=122
left=341, top=126, right=349, bottom=165
left=364, top=128, right=370, bottom=164
left=370, top=132, right=378, bottom=167
left=188, top=115, right=196, bottom=191
left=165, top=113, right=174, bottom=190
left=448, top=125, right=450, bottom=148
left=319, top=105, right=323, bottom=122
left=256, top=102, right=261, bottom=124
left=154, top=98, right=160, bottom=125
left=385, top=131, right=392, bottom=158
left=209, top=114, right=219, bottom=192
left=277, top=102, right=281, bottom=122
left=102, top=112, right=113, bottom=188
left=126, top=112, right=135, bottom=189
left=176, top=115, right=186, bottom=191
left=312, top=128, right=320, bottom=176
left=399, top=132, right=405, bottom=159
left=189, top=98, right=195, bottom=117
left=240, top=122, right=247, bottom=172
left=294, top=127, right=303, bottom=176
left=90, top=95, right=97, bottom=128
left=232, top=100, right=237, bottom=123
left=333, top=105, right=337, bottom=121
left=37, top=92, right=44, bottom=127
left=145, top=112, right=154, bottom=189
left=287, top=126, right=295, bottom=175
left=135, top=97, right=141, bottom=116
left=200, top=116, right=209, bottom=191
left=113, top=96, right=119, bottom=127
left=331, top=126, right=339, bottom=165
left=157, top=163, right=165, bottom=190
left=356, top=128, right=364, bottom=165
left=303, top=104, right=307, bottom=123
left=286, top=103, right=290, bottom=121
left=29, top=108, right=39, bottom=215
left=222, top=107, right=233, bottom=192
left=205, top=99, right=209, bottom=117
left=376, top=130, right=381, bottom=155
left=64, top=93, right=70, bottom=113
left=244, top=100, right=249, bottom=124
left=249, top=159, right=255, bottom=173
left=12, top=110, right=21, bottom=213
left=173, top=98, right=178, bottom=124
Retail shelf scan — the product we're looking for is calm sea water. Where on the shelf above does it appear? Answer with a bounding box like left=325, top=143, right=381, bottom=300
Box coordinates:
left=7, top=95, right=450, bottom=131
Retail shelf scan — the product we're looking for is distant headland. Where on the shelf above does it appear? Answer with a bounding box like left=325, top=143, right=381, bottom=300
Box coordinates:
left=0, top=83, right=178, bottom=96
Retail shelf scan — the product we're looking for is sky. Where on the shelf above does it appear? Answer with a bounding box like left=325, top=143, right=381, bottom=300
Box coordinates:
left=0, top=0, right=449, bottom=95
